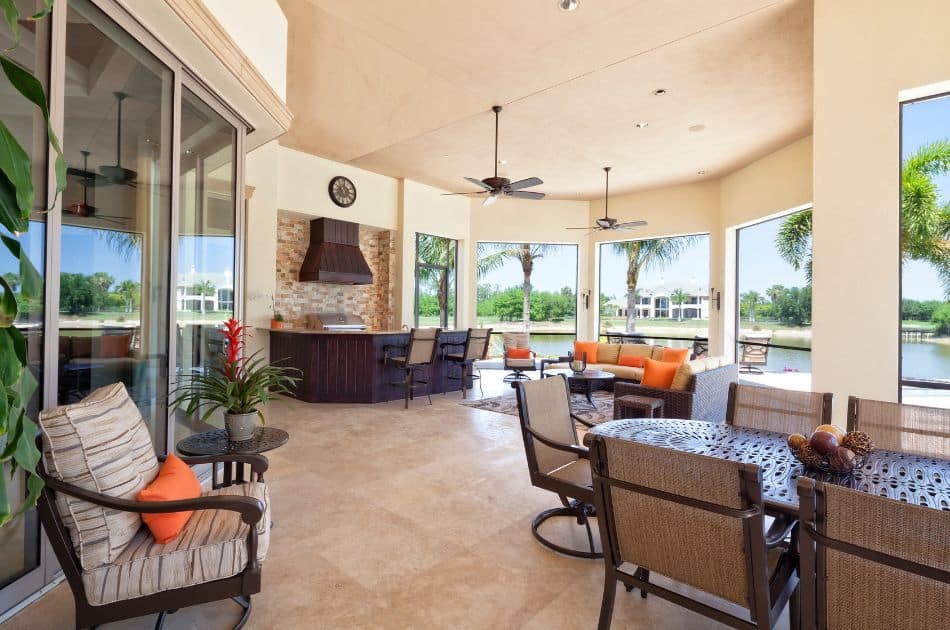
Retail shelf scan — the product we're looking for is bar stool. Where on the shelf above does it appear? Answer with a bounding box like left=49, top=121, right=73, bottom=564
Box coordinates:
left=441, top=328, right=492, bottom=398
left=384, top=327, right=441, bottom=409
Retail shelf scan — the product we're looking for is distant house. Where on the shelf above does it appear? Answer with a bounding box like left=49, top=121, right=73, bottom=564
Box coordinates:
left=615, top=285, right=710, bottom=320
left=176, top=267, right=234, bottom=313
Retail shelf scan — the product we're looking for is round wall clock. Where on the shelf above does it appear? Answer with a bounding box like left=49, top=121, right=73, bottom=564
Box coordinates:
left=328, top=175, right=357, bottom=208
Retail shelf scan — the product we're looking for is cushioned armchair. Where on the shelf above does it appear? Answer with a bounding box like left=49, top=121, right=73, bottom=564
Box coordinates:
left=613, top=359, right=738, bottom=422
left=503, top=332, right=537, bottom=382
left=36, top=383, right=270, bottom=630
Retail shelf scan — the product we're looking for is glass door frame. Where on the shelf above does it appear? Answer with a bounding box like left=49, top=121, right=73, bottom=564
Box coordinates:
left=0, top=0, right=248, bottom=615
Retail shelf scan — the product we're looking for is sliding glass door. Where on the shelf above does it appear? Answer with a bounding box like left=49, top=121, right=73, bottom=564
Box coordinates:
left=0, top=0, right=49, bottom=596
left=175, top=86, right=239, bottom=441
left=57, top=0, right=173, bottom=448
left=0, top=0, right=247, bottom=614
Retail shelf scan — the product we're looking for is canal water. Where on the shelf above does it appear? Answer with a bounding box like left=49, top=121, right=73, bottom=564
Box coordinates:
left=491, top=333, right=950, bottom=381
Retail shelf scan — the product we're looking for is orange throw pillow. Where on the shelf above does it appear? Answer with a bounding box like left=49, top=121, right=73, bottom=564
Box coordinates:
left=640, top=358, right=680, bottom=389
left=661, top=347, right=690, bottom=364
left=573, top=341, right=599, bottom=363
left=617, top=355, right=645, bottom=368
left=508, top=347, right=531, bottom=359
left=137, top=454, right=201, bottom=544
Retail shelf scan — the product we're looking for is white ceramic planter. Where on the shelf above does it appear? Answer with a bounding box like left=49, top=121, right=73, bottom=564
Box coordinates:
left=225, top=411, right=258, bottom=441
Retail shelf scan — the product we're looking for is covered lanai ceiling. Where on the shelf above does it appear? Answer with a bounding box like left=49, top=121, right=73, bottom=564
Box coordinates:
left=278, top=0, right=812, bottom=199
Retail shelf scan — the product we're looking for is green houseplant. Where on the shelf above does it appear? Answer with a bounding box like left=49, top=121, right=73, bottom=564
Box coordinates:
left=0, top=0, right=65, bottom=526
left=171, top=318, right=300, bottom=441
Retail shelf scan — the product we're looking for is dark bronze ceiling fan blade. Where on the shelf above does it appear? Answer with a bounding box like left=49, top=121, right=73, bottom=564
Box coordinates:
left=441, top=191, right=485, bottom=196
left=465, top=177, right=494, bottom=191
left=566, top=226, right=597, bottom=230
left=507, top=190, right=544, bottom=200
left=507, top=177, right=542, bottom=191
left=612, top=220, right=648, bottom=230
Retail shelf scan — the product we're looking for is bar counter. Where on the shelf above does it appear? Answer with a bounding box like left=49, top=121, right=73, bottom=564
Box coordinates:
left=267, top=328, right=469, bottom=403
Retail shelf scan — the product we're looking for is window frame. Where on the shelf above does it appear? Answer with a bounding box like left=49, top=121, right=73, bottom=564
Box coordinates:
left=413, top=232, right=458, bottom=329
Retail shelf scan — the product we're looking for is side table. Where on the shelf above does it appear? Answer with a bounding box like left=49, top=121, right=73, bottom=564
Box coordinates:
left=614, top=395, right=664, bottom=419
left=177, top=427, right=289, bottom=487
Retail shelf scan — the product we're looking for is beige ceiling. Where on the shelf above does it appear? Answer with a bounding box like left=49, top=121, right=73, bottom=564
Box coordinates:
left=278, top=0, right=812, bottom=199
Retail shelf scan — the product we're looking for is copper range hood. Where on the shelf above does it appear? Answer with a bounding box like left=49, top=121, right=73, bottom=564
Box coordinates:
left=298, top=218, right=373, bottom=285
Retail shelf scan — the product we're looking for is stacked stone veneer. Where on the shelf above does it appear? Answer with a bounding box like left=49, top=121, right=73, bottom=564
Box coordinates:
left=275, top=213, right=395, bottom=331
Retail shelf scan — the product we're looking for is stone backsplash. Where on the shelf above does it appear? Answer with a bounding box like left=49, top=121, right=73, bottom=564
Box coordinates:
left=275, top=213, right=395, bottom=330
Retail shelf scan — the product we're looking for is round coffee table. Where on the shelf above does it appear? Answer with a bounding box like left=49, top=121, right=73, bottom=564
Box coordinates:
left=546, top=369, right=615, bottom=408
left=177, top=427, right=289, bottom=486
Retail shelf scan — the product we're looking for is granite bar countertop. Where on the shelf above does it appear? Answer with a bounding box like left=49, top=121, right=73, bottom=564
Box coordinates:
left=260, top=327, right=466, bottom=336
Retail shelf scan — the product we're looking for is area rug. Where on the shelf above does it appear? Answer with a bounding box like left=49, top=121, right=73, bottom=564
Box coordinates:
left=460, top=389, right=614, bottom=425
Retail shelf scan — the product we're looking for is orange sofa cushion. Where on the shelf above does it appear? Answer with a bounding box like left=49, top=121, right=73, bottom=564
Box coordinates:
left=508, top=348, right=531, bottom=359
left=640, top=358, right=680, bottom=389
left=661, top=347, right=690, bottom=365
left=137, top=454, right=201, bottom=544
left=573, top=341, right=599, bottom=363
left=617, top=355, right=645, bottom=368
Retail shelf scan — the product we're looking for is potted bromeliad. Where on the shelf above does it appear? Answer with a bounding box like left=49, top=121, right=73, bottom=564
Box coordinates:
left=172, top=319, right=300, bottom=441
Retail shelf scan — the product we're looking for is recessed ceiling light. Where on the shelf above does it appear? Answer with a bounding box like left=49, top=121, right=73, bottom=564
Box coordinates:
left=558, top=0, right=578, bottom=11
left=442, top=154, right=450, bottom=158
left=653, top=88, right=667, bottom=96
left=697, top=170, right=706, bottom=175
left=689, top=124, right=706, bottom=132
left=635, top=122, right=649, bottom=129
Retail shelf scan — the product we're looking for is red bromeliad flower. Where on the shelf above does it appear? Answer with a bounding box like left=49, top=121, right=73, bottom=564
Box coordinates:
left=221, top=318, right=246, bottom=380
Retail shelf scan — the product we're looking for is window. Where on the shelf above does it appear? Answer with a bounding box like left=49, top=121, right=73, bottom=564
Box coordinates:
left=735, top=210, right=812, bottom=389
left=415, top=233, right=457, bottom=329
left=476, top=242, right=578, bottom=357
left=598, top=234, right=709, bottom=351
left=900, top=92, right=950, bottom=408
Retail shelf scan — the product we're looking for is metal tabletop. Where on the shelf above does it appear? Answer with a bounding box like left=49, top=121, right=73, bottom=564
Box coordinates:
left=586, top=419, right=950, bottom=515
left=177, top=427, right=289, bottom=457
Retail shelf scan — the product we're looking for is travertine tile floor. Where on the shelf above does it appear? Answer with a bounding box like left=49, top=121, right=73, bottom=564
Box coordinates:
left=5, top=372, right=791, bottom=629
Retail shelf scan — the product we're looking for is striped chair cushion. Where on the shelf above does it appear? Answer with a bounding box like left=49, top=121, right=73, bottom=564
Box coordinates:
left=81, top=482, right=270, bottom=605
left=39, top=383, right=160, bottom=571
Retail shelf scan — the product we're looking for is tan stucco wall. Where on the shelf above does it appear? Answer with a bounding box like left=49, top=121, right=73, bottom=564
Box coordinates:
left=812, top=0, right=950, bottom=419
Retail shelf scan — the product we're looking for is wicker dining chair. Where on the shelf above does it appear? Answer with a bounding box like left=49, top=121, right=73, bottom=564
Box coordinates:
left=847, top=396, right=950, bottom=458
left=797, top=477, right=950, bottom=630
left=384, top=327, right=442, bottom=408
left=514, top=374, right=602, bottom=559
left=589, top=436, right=799, bottom=629
left=727, top=383, right=833, bottom=436
left=442, top=327, right=492, bottom=398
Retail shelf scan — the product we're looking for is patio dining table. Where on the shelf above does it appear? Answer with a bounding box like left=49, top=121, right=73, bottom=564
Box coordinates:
left=585, top=418, right=950, bottom=516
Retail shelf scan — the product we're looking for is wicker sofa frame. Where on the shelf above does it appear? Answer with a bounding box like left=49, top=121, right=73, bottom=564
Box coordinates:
left=613, top=362, right=738, bottom=423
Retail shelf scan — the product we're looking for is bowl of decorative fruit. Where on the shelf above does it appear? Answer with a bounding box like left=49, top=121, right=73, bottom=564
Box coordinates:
left=786, top=425, right=874, bottom=475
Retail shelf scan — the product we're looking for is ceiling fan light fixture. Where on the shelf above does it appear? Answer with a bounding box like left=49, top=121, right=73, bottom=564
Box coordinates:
left=483, top=194, right=498, bottom=207
left=558, top=0, right=578, bottom=11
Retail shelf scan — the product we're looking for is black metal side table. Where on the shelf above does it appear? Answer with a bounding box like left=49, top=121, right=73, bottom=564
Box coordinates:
left=177, top=427, right=289, bottom=487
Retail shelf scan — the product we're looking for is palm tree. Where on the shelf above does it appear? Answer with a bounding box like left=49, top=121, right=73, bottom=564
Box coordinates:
left=116, top=280, right=140, bottom=313
left=776, top=140, right=950, bottom=295
left=193, top=280, right=216, bottom=314
left=766, top=284, right=787, bottom=305
left=741, top=291, right=762, bottom=323
left=416, top=235, right=456, bottom=326
left=669, top=289, right=690, bottom=321
left=476, top=242, right=556, bottom=331
left=611, top=237, right=698, bottom=332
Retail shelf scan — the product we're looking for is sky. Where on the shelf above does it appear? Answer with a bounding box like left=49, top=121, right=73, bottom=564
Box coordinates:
left=476, top=244, right=579, bottom=293
left=900, top=93, right=950, bottom=301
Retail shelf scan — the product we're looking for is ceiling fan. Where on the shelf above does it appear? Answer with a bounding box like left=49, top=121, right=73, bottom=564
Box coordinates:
left=443, top=105, right=546, bottom=206
left=568, top=166, right=648, bottom=233
left=64, top=151, right=130, bottom=226
left=66, top=92, right=138, bottom=188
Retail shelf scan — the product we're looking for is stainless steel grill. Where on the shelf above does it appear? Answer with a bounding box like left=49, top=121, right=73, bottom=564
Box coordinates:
left=305, top=312, right=367, bottom=331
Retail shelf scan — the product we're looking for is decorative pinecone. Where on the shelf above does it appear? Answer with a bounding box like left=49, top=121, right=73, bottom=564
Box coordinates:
left=793, top=442, right=825, bottom=469
left=841, top=431, right=874, bottom=458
